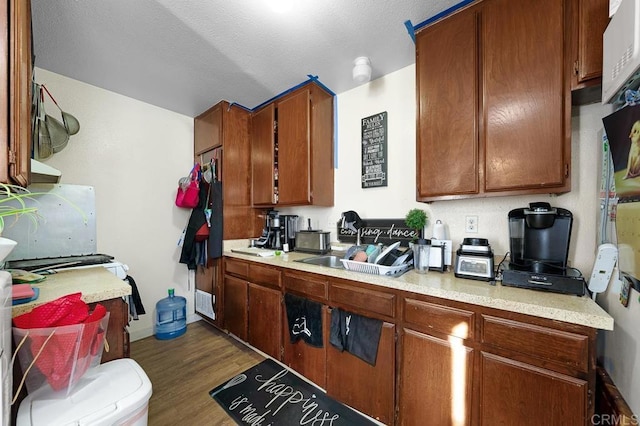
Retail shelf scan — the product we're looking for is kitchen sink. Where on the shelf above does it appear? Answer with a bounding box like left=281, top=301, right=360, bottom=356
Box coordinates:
left=295, top=255, right=345, bottom=269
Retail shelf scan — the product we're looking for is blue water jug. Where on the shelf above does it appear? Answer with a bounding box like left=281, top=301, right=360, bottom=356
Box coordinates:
left=155, top=288, right=187, bottom=340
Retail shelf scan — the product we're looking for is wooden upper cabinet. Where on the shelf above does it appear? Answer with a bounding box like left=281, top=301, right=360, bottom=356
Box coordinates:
left=4, top=0, right=32, bottom=186
left=416, top=0, right=570, bottom=201
left=277, top=89, right=311, bottom=205
left=194, top=101, right=255, bottom=240
left=571, top=0, right=609, bottom=89
left=416, top=6, right=479, bottom=199
left=194, top=103, right=222, bottom=155
left=482, top=0, right=569, bottom=193
left=251, top=103, right=276, bottom=205
left=251, top=82, right=334, bottom=207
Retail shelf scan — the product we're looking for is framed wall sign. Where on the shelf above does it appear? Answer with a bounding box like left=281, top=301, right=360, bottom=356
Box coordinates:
left=361, top=111, right=387, bottom=188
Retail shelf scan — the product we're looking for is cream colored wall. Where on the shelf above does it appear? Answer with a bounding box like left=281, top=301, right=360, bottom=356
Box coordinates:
left=33, top=68, right=195, bottom=341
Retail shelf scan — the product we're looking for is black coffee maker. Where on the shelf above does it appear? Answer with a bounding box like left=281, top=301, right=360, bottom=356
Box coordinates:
left=508, top=202, right=572, bottom=274
left=502, top=202, right=584, bottom=296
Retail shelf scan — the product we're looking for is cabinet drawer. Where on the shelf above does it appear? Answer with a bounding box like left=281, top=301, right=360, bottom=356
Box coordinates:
left=225, top=258, right=248, bottom=278
left=284, top=272, right=328, bottom=301
left=481, top=315, right=589, bottom=372
left=330, top=281, right=395, bottom=318
left=403, top=298, right=474, bottom=339
left=248, top=263, right=281, bottom=288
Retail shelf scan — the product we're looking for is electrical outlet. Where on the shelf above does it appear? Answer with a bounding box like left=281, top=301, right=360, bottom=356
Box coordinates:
left=465, top=215, right=478, bottom=233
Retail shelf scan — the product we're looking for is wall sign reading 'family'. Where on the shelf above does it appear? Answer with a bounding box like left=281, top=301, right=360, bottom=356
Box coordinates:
left=361, top=111, right=387, bottom=188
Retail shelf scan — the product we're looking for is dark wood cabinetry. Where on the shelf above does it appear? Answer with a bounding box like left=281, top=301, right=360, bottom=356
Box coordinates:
left=194, top=101, right=256, bottom=325
left=416, top=0, right=571, bottom=201
left=398, top=329, right=474, bottom=426
left=570, top=0, right=609, bottom=95
left=2, top=0, right=32, bottom=186
left=223, top=274, right=248, bottom=341
left=91, top=297, right=130, bottom=363
left=479, top=352, right=587, bottom=425
left=251, top=82, right=334, bottom=207
left=223, top=257, right=599, bottom=425
left=326, top=321, right=396, bottom=425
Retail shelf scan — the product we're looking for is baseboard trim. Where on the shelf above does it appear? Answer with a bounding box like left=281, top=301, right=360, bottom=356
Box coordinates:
left=595, top=366, right=638, bottom=425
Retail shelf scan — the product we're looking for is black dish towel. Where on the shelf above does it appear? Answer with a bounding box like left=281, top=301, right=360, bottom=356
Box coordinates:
left=330, top=308, right=383, bottom=366
left=284, top=293, right=323, bottom=348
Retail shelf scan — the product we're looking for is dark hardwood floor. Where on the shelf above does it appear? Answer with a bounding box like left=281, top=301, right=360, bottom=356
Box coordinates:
left=130, top=320, right=264, bottom=425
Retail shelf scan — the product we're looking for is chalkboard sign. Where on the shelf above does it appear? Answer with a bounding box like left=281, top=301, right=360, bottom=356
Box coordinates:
left=361, top=112, right=387, bottom=188
left=337, top=218, right=418, bottom=247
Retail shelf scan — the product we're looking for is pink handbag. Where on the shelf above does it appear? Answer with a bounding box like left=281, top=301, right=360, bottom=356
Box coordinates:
left=175, top=164, right=200, bottom=208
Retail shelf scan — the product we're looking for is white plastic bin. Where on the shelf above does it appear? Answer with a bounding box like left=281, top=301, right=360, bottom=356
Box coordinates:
left=17, top=358, right=152, bottom=426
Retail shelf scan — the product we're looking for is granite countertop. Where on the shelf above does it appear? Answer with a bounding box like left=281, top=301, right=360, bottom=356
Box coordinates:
left=11, top=266, right=131, bottom=317
left=224, top=240, right=614, bottom=330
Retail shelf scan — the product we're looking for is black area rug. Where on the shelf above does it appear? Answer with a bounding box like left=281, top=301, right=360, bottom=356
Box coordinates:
left=210, top=358, right=378, bottom=425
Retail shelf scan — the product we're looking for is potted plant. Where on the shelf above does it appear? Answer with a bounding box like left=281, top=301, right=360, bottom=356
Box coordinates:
left=405, top=208, right=428, bottom=242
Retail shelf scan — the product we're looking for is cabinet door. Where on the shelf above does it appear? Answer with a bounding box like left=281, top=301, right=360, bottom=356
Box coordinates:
left=573, top=0, right=609, bottom=87
left=326, top=321, right=396, bottom=425
left=195, top=258, right=222, bottom=326
left=479, top=352, right=587, bottom=426
left=416, top=7, right=479, bottom=199
left=248, top=283, right=282, bottom=360
left=194, top=103, right=222, bottom=155
left=91, top=298, right=129, bottom=363
left=282, top=304, right=328, bottom=389
left=252, top=104, right=276, bottom=206
left=277, top=89, right=311, bottom=205
left=7, top=0, right=32, bottom=187
left=398, top=329, right=474, bottom=426
left=482, top=0, right=568, bottom=192
left=223, top=274, right=248, bottom=341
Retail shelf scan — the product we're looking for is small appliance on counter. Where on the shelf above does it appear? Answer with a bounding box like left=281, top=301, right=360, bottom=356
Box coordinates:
left=454, top=238, right=495, bottom=281
left=251, top=210, right=299, bottom=251
left=294, top=230, right=331, bottom=254
left=500, top=202, right=585, bottom=296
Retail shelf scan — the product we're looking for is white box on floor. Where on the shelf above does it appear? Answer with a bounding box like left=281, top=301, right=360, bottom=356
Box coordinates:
left=17, top=358, right=152, bottom=426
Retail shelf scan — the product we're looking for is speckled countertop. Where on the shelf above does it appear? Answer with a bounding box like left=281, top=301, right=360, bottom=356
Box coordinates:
left=11, top=266, right=131, bottom=317
left=224, top=240, right=614, bottom=330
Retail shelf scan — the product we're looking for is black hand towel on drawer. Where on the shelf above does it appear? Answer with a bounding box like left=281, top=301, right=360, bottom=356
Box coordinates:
left=330, top=308, right=383, bottom=366
left=284, top=293, right=323, bottom=347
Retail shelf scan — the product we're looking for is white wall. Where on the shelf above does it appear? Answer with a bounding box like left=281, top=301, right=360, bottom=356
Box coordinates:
left=33, top=68, right=195, bottom=341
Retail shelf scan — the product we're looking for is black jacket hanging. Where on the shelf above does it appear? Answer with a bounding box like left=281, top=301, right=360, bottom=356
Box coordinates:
left=179, top=180, right=209, bottom=270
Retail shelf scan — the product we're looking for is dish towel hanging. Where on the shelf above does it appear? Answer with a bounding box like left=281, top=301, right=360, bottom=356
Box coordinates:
left=284, top=293, right=323, bottom=347
left=330, top=307, right=382, bottom=366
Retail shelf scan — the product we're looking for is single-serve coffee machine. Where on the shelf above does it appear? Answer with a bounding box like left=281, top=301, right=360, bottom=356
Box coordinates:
left=501, top=202, right=585, bottom=295
left=252, top=210, right=299, bottom=251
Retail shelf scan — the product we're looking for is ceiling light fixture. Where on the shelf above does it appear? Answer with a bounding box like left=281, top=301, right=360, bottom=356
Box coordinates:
left=352, top=57, right=372, bottom=84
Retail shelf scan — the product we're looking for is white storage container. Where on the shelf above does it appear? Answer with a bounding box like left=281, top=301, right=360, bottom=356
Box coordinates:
left=17, top=358, right=152, bottom=426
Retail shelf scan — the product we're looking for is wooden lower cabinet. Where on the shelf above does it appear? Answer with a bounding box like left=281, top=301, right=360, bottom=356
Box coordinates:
left=326, top=320, right=396, bottom=425
left=398, top=328, right=474, bottom=426
left=90, top=297, right=129, bottom=363
left=248, top=283, right=282, bottom=360
left=223, top=274, right=248, bottom=341
left=479, top=352, right=588, bottom=425
left=282, top=305, right=329, bottom=389
left=222, top=258, right=598, bottom=426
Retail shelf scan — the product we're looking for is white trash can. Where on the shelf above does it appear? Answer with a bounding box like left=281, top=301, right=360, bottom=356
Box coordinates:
left=17, top=358, right=152, bottom=426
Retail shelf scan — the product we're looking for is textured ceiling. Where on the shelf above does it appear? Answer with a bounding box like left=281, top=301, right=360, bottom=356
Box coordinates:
left=31, top=0, right=461, bottom=117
